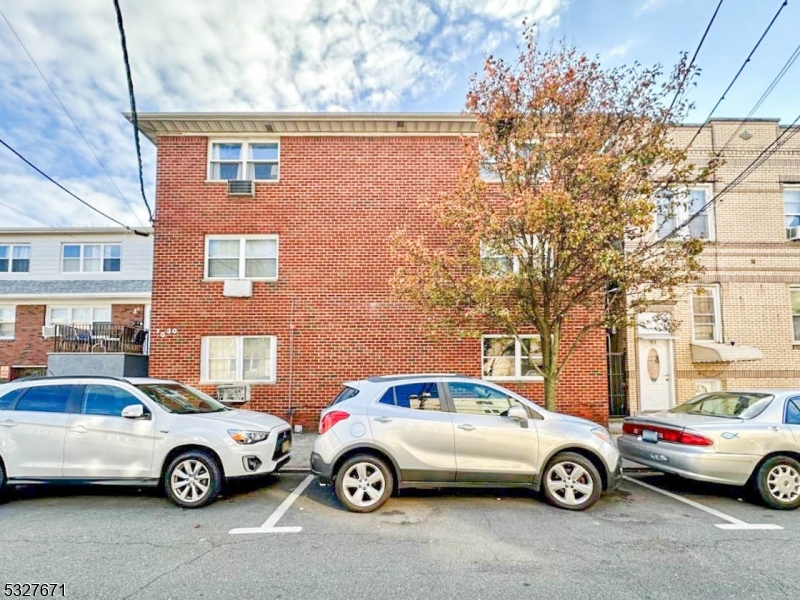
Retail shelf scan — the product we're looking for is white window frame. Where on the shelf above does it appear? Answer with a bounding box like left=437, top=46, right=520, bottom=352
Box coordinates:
left=61, top=243, right=122, bottom=274
left=791, top=286, right=800, bottom=345
left=784, top=186, right=800, bottom=238
left=655, top=184, right=715, bottom=242
left=207, top=139, right=280, bottom=183
left=481, top=334, right=544, bottom=381
left=47, top=306, right=113, bottom=327
left=204, top=235, right=279, bottom=281
left=0, top=244, right=31, bottom=273
left=200, top=335, right=277, bottom=384
left=0, top=305, right=16, bottom=340
left=691, top=285, right=721, bottom=343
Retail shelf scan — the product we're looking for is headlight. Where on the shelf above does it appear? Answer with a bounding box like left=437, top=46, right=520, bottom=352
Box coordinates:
left=591, top=427, right=613, bottom=445
left=228, top=429, right=270, bottom=445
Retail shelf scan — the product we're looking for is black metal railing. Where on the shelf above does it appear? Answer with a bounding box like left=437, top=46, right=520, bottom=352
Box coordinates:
left=52, top=324, right=149, bottom=355
left=608, top=351, right=628, bottom=417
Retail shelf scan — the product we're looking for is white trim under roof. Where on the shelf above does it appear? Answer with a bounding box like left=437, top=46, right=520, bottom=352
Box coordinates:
left=0, top=293, right=151, bottom=303
left=0, top=227, right=153, bottom=236
left=127, top=112, right=479, bottom=143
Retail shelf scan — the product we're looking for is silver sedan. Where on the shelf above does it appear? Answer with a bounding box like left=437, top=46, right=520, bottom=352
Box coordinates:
left=618, top=390, right=800, bottom=509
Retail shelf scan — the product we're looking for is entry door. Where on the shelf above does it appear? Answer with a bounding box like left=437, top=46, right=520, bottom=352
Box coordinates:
left=367, top=382, right=456, bottom=482
left=63, top=384, right=156, bottom=479
left=638, top=338, right=673, bottom=412
left=445, top=381, right=538, bottom=483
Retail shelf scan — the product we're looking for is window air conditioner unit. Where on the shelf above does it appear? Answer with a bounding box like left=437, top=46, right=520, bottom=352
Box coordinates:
left=217, top=384, right=250, bottom=405
left=227, top=180, right=254, bottom=196
left=788, top=226, right=800, bottom=241
left=223, top=279, right=253, bottom=298
left=41, top=325, right=56, bottom=338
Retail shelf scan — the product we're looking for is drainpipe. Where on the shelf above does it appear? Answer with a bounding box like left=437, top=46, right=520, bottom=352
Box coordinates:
left=287, top=299, right=296, bottom=426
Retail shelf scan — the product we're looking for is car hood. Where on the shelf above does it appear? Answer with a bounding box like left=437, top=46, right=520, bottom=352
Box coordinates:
left=552, top=412, right=601, bottom=429
left=176, top=409, right=289, bottom=431
left=627, top=411, right=740, bottom=429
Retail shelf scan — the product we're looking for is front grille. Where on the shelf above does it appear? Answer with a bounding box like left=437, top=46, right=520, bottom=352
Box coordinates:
left=272, top=428, right=292, bottom=460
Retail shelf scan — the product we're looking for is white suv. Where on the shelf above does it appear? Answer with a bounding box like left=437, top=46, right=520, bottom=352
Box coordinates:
left=0, top=376, right=292, bottom=508
left=312, top=375, right=621, bottom=512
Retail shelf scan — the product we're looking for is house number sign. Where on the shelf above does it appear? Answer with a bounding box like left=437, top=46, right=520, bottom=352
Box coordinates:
left=154, top=328, right=179, bottom=338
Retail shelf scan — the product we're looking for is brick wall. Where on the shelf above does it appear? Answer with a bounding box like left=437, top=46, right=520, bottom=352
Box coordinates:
left=150, top=135, right=609, bottom=427
left=112, top=304, right=145, bottom=327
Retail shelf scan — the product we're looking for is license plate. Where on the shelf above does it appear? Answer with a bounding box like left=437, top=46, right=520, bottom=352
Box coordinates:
left=642, top=429, right=659, bottom=443
left=281, top=439, right=291, bottom=453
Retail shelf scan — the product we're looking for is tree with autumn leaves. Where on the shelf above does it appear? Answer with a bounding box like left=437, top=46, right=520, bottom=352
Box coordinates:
left=391, top=26, right=719, bottom=411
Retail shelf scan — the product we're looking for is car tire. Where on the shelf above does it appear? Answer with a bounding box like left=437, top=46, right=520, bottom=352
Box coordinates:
left=541, top=452, right=602, bottom=511
left=0, top=460, right=6, bottom=502
left=755, top=455, right=800, bottom=510
left=163, top=450, right=223, bottom=509
left=334, top=454, right=394, bottom=513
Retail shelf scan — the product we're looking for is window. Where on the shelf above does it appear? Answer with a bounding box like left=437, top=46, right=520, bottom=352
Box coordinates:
left=0, top=306, right=15, bottom=339
left=329, top=386, right=360, bottom=407
left=205, top=236, right=278, bottom=280
left=0, top=388, right=24, bottom=410
left=61, top=244, right=121, bottom=273
left=785, top=188, right=800, bottom=238
left=447, top=382, right=521, bottom=416
left=480, top=237, right=551, bottom=276
left=656, top=186, right=714, bottom=241
left=691, top=286, right=720, bottom=342
left=786, top=398, right=800, bottom=425
left=378, top=383, right=441, bottom=411
left=201, top=336, right=276, bottom=382
left=482, top=335, right=543, bottom=380
left=82, top=384, right=143, bottom=417
left=136, top=383, right=225, bottom=414
left=671, top=392, right=773, bottom=419
left=16, top=385, right=76, bottom=413
left=48, top=306, right=111, bottom=328
left=208, top=141, right=279, bottom=181
left=792, top=289, right=800, bottom=343
left=0, top=244, right=30, bottom=272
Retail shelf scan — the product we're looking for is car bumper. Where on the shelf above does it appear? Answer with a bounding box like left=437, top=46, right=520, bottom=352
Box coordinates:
left=607, top=454, right=623, bottom=490
left=311, top=452, right=334, bottom=483
left=221, top=427, right=293, bottom=478
left=617, top=434, right=756, bottom=486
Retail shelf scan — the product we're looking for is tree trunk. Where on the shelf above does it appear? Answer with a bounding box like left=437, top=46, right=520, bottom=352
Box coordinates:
left=543, top=373, right=557, bottom=412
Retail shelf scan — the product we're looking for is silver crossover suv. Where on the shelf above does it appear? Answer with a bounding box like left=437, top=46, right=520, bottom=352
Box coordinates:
left=311, top=374, right=621, bottom=512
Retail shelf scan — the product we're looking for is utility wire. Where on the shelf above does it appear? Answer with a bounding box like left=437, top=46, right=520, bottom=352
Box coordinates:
left=112, top=0, right=154, bottom=224
left=717, top=41, right=800, bottom=153
left=686, top=0, right=789, bottom=149
left=0, top=6, right=145, bottom=227
left=0, top=135, right=149, bottom=236
left=666, top=0, right=725, bottom=116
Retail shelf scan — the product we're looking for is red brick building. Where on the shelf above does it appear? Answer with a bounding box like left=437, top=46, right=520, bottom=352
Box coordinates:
left=134, top=113, right=609, bottom=427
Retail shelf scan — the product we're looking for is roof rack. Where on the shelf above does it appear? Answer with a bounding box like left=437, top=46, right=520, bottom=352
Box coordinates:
left=365, top=373, right=473, bottom=382
left=12, top=374, right=130, bottom=383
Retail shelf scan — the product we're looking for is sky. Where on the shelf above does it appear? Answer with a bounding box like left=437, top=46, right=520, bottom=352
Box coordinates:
left=0, top=0, right=798, bottom=229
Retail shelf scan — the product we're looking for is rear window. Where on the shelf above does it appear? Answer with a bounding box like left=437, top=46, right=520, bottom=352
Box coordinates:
left=329, top=386, right=359, bottom=407
left=16, top=385, right=76, bottom=413
left=670, top=392, right=773, bottom=419
left=0, top=387, right=24, bottom=410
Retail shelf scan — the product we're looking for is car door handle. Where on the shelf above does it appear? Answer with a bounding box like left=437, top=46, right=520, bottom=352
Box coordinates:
left=0, top=419, right=16, bottom=428
left=458, top=424, right=476, bottom=431
left=768, top=426, right=780, bottom=432
left=69, top=425, right=88, bottom=434
left=374, top=416, right=393, bottom=423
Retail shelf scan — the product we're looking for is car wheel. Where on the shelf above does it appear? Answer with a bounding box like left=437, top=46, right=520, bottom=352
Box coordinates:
left=755, top=456, right=800, bottom=510
left=0, top=461, right=6, bottom=501
left=334, top=454, right=394, bottom=513
left=164, top=451, right=223, bottom=509
left=541, top=452, right=602, bottom=511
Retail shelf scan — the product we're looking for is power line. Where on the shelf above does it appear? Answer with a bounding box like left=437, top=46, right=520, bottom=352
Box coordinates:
left=0, top=135, right=149, bottom=236
left=112, top=0, right=154, bottom=224
left=0, top=6, right=146, bottom=228
left=717, top=41, right=800, bottom=153
left=686, top=0, right=789, bottom=149
left=666, top=0, right=725, bottom=115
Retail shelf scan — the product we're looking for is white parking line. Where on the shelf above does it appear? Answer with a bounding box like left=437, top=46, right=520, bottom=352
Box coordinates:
left=229, top=474, right=314, bottom=535
left=623, top=475, right=783, bottom=531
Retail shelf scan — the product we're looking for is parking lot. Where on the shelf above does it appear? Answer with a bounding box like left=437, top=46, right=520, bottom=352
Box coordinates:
left=1, top=470, right=797, bottom=600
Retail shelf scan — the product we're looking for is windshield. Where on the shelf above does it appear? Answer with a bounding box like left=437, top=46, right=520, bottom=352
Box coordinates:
left=136, top=383, right=228, bottom=414
left=669, top=392, right=773, bottom=419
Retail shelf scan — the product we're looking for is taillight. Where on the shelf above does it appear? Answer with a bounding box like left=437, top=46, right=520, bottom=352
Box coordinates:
left=623, top=422, right=713, bottom=446
left=319, top=411, right=349, bottom=435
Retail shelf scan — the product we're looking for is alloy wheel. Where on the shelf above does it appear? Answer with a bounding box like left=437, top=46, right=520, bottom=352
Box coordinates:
left=171, top=459, right=211, bottom=504
left=341, top=462, right=386, bottom=508
left=546, top=461, right=595, bottom=507
left=767, top=464, right=800, bottom=503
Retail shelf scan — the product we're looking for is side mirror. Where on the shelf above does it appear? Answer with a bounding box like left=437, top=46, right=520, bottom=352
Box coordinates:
left=507, top=404, right=529, bottom=427
left=122, top=404, right=145, bottom=419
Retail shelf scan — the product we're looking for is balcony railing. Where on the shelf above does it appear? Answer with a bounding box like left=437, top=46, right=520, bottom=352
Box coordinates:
left=52, top=324, right=149, bottom=355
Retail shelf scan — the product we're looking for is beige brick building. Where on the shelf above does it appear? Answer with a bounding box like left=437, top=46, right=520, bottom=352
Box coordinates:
left=624, top=118, right=800, bottom=415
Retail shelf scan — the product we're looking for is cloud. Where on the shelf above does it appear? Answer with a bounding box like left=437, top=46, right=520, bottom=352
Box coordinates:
left=0, top=0, right=567, bottom=228
left=605, top=40, right=636, bottom=61
left=635, top=0, right=668, bottom=17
